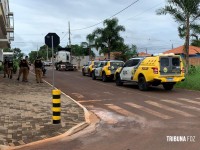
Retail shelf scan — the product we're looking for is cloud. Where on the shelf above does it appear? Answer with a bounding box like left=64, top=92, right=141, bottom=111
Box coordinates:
left=9, top=0, right=184, bottom=55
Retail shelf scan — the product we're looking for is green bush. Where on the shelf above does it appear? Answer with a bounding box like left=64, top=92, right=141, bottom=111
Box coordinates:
left=175, top=66, right=200, bottom=91
left=13, top=60, right=18, bottom=74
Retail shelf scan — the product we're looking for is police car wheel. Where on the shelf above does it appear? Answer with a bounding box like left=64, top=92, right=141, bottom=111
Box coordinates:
left=102, top=73, right=107, bottom=82
left=163, top=83, right=174, bottom=90
left=92, top=72, right=96, bottom=80
left=82, top=69, right=85, bottom=76
left=116, top=75, right=123, bottom=86
left=138, top=76, right=148, bottom=91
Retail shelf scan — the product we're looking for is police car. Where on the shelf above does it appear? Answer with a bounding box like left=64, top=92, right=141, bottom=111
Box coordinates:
left=82, top=60, right=100, bottom=76
left=115, top=53, right=185, bottom=91
left=92, top=60, right=124, bottom=82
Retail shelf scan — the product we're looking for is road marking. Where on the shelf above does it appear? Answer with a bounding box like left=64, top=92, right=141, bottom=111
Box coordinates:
left=125, top=102, right=172, bottom=119
left=161, top=100, right=200, bottom=112
left=71, top=93, right=84, bottom=99
left=177, top=98, right=200, bottom=105
left=103, top=92, right=114, bottom=95
left=145, top=101, right=195, bottom=117
left=105, top=104, right=142, bottom=119
left=78, top=100, right=102, bottom=103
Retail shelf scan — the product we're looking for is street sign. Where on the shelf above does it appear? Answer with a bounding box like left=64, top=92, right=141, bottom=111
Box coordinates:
left=45, top=33, right=60, bottom=89
left=45, top=33, right=60, bottom=48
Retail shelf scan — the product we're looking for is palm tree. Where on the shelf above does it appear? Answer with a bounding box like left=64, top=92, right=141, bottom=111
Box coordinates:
left=157, top=0, right=200, bottom=74
left=94, top=18, right=125, bottom=59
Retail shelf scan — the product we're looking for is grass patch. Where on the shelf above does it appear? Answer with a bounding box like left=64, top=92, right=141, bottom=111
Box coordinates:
left=175, top=66, right=200, bottom=91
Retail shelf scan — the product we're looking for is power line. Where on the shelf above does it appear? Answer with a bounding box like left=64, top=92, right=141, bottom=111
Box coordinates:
left=60, top=0, right=140, bottom=41
left=70, top=0, right=140, bottom=31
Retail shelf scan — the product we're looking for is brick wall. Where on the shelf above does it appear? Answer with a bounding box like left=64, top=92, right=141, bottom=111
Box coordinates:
left=189, top=58, right=200, bottom=66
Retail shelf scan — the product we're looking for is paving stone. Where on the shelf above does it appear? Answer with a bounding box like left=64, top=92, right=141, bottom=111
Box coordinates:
left=0, top=72, right=85, bottom=146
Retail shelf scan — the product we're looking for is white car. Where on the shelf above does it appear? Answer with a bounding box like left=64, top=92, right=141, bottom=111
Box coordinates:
left=43, top=61, right=52, bottom=66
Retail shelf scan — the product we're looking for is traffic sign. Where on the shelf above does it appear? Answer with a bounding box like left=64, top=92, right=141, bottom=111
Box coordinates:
left=45, top=33, right=60, bottom=48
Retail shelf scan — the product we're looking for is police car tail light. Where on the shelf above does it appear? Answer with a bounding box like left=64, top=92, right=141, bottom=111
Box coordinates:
left=152, top=67, right=158, bottom=74
left=181, top=67, right=185, bottom=73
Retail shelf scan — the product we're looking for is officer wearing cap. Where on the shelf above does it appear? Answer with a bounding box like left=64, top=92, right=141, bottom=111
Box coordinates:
left=7, top=58, right=13, bottom=79
left=3, top=57, right=8, bottom=78
left=34, top=57, right=43, bottom=83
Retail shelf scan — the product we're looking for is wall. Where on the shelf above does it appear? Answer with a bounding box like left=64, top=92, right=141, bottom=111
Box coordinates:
left=71, top=56, right=89, bottom=69
left=0, top=49, right=3, bottom=61
left=189, top=58, right=200, bottom=66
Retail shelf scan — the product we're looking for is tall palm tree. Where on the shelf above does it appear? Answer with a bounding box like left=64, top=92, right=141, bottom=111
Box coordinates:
left=157, top=0, right=200, bottom=74
left=94, top=18, right=125, bottom=59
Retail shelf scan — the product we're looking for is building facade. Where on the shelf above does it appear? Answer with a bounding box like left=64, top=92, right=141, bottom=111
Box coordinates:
left=0, top=0, right=14, bottom=50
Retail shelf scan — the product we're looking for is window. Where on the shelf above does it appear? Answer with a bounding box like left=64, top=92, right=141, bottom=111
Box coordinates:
left=172, top=58, right=180, bottom=66
left=160, top=58, right=169, bottom=67
left=124, top=60, right=132, bottom=67
left=132, top=59, right=140, bottom=66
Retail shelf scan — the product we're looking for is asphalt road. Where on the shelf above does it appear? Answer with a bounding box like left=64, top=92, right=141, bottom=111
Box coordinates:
left=19, top=68, right=200, bottom=150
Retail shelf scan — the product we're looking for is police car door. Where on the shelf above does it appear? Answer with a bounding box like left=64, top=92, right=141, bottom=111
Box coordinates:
left=95, top=62, right=104, bottom=77
left=120, top=58, right=141, bottom=81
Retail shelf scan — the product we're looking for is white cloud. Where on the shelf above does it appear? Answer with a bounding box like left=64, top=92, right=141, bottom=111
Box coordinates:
left=10, top=0, right=184, bottom=55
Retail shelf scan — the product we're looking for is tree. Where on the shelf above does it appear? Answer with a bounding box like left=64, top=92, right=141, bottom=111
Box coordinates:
left=157, top=0, right=200, bottom=74
left=93, top=18, right=125, bottom=59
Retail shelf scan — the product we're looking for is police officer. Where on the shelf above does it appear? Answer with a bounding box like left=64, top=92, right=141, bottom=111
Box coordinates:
left=7, top=59, right=13, bottom=79
left=20, top=58, right=29, bottom=82
left=17, top=59, right=23, bottom=81
left=34, top=57, right=43, bottom=83
left=3, top=57, right=8, bottom=78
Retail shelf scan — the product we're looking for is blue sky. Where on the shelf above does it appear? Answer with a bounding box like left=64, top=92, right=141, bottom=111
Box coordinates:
left=9, top=0, right=184, bottom=55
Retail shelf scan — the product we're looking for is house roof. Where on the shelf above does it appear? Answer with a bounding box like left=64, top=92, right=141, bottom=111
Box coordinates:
left=164, top=45, right=200, bottom=55
left=138, top=52, right=151, bottom=56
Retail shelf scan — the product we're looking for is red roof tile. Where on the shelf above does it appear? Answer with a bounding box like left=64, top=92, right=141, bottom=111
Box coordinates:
left=164, top=45, right=200, bottom=55
left=138, top=52, right=151, bottom=56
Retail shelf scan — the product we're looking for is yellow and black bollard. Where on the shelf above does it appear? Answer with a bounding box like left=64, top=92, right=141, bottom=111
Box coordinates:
left=52, top=89, right=61, bottom=124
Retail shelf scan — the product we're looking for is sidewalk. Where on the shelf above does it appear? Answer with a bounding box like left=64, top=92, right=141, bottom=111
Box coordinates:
left=0, top=71, right=86, bottom=149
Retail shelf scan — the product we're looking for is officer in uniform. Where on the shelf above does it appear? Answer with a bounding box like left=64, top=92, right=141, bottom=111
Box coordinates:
left=17, top=59, right=23, bottom=81
left=34, top=57, right=43, bottom=83
left=20, top=58, right=29, bottom=82
left=3, top=57, right=8, bottom=78
left=7, top=59, right=13, bottom=79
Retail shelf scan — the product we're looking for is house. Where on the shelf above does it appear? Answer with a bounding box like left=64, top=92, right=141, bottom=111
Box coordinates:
left=163, top=45, right=200, bottom=57
left=138, top=52, right=151, bottom=57
left=163, top=45, right=200, bottom=65
left=0, top=0, right=14, bottom=49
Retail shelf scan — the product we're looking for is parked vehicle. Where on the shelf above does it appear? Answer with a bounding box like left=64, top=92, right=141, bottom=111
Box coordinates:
left=43, top=61, right=52, bottom=66
left=92, top=60, right=124, bottom=82
left=82, top=60, right=100, bottom=76
left=114, top=53, right=185, bottom=91
left=55, top=50, right=76, bottom=71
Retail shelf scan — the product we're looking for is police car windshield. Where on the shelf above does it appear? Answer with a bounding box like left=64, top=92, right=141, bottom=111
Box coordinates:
left=110, top=62, right=124, bottom=67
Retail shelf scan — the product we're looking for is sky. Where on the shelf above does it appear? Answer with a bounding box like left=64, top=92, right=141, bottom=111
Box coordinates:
left=9, top=0, right=185, bottom=55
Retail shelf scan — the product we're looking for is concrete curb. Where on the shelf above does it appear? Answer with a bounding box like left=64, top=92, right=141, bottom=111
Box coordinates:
left=0, top=72, right=99, bottom=150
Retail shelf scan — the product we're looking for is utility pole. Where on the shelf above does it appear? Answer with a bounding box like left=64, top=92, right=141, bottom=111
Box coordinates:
left=37, top=44, right=38, bottom=57
left=68, top=21, right=71, bottom=48
left=172, top=43, right=174, bottom=49
left=68, top=21, right=72, bottom=63
left=46, top=45, right=48, bottom=61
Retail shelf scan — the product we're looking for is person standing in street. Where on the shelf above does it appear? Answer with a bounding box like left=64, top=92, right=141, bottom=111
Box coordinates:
left=17, top=59, right=23, bottom=81
left=34, top=57, right=43, bottom=83
left=25, top=56, right=30, bottom=79
left=3, top=57, right=8, bottom=78
left=21, top=58, right=29, bottom=82
left=7, top=59, right=13, bottom=79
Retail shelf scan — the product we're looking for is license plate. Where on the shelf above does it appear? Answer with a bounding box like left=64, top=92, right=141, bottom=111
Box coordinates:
left=167, top=78, right=173, bottom=81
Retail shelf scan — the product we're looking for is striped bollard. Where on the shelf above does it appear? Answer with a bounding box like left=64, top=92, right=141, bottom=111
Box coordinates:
left=52, top=89, right=61, bottom=124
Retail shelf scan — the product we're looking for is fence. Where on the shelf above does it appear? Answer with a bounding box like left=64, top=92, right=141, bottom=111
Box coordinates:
left=189, top=58, right=200, bottom=66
